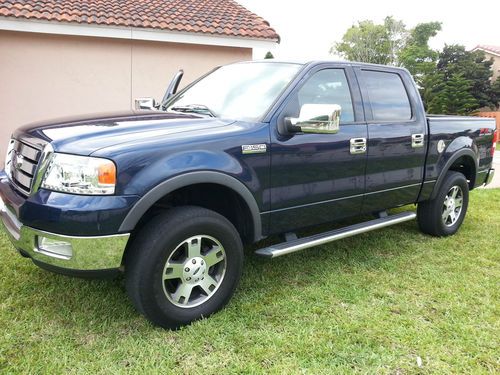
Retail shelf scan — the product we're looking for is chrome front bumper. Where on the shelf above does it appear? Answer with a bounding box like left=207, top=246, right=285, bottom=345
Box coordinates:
left=0, top=196, right=130, bottom=271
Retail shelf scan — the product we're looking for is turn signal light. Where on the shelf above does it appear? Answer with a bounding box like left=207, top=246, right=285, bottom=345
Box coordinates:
left=98, top=161, right=116, bottom=185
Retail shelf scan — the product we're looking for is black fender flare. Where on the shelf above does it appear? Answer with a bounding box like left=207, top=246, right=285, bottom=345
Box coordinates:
left=119, top=171, right=262, bottom=242
left=430, top=148, right=478, bottom=200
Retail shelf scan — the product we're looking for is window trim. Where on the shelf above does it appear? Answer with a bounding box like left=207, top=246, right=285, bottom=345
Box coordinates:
left=357, top=68, right=417, bottom=125
left=274, top=65, right=363, bottom=130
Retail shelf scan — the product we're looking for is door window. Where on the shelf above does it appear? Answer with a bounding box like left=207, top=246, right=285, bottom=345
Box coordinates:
left=294, top=69, right=355, bottom=123
left=362, top=70, right=412, bottom=121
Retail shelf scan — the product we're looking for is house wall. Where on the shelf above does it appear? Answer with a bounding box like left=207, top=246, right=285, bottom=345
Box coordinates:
left=484, top=51, right=500, bottom=82
left=0, top=30, right=251, bottom=162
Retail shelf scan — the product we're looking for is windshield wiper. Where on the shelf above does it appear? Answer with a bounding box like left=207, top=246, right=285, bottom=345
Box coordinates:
left=169, top=104, right=216, bottom=117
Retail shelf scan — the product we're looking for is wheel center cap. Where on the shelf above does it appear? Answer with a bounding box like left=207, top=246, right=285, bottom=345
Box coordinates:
left=182, top=257, right=206, bottom=284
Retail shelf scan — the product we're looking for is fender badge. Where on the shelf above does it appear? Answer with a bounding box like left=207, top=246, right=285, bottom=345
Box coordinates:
left=437, top=140, right=446, bottom=153
left=242, top=144, right=267, bottom=154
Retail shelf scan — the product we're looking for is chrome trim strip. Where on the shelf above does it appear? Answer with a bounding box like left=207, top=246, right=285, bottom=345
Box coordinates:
left=262, top=181, right=437, bottom=215
left=261, top=192, right=364, bottom=215
left=364, top=182, right=423, bottom=196
left=255, top=211, right=416, bottom=258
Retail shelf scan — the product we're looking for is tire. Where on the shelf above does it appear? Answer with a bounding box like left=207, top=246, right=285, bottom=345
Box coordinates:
left=417, top=171, right=469, bottom=237
left=125, top=206, right=243, bottom=329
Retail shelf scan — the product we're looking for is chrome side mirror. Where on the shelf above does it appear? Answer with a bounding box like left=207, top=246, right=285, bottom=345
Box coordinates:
left=134, top=97, right=157, bottom=111
left=285, top=104, right=341, bottom=134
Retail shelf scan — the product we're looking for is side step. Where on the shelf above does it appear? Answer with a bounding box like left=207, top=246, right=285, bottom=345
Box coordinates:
left=255, top=211, right=416, bottom=258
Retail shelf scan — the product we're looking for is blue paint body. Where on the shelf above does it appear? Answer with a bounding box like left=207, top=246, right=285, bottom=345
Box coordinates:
left=0, top=61, right=496, bottom=241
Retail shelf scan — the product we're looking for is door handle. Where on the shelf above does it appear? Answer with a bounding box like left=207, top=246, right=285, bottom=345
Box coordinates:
left=350, top=138, right=366, bottom=154
left=412, top=133, right=424, bottom=148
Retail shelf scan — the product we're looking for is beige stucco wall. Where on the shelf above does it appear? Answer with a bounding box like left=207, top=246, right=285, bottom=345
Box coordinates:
left=0, top=30, right=251, bottom=162
left=484, top=51, right=500, bottom=82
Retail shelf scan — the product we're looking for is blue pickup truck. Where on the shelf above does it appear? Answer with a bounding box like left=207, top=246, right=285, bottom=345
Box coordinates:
left=0, top=61, right=497, bottom=328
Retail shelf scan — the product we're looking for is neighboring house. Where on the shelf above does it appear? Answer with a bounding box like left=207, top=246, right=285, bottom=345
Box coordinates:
left=0, top=0, right=279, bottom=161
left=473, top=45, right=500, bottom=132
left=472, top=45, right=500, bottom=82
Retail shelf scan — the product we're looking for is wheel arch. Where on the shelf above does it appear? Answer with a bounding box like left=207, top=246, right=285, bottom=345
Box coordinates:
left=119, top=171, right=263, bottom=243
left=430, top=148, right=478, bottom=200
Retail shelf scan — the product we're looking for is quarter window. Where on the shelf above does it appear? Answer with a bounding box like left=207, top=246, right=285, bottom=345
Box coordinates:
left=362, top=70, right=412, bottom=121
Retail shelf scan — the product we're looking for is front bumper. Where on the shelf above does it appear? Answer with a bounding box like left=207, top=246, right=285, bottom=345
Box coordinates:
left=0, top=195, right=129, bottom=271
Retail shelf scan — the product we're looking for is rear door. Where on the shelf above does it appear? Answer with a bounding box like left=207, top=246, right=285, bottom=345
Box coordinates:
left=355, top=67, right=427, bottom=213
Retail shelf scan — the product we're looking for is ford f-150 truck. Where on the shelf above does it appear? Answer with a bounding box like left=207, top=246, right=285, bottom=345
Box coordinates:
left=0, top=61, right=497, bottom=329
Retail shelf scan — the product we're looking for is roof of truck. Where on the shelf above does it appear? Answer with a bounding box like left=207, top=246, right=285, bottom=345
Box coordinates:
left=235, top=59, right=411, bottom=72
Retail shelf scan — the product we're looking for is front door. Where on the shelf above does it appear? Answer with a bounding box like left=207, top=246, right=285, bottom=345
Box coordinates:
left=268, top=65, right=367, bottom=234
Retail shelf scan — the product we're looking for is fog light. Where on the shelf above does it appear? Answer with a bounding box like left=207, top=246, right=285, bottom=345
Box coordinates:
left=37, top=236, right=73, bottom=259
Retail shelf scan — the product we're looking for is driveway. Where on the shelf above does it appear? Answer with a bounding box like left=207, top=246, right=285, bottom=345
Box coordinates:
left=483, top=154, right=500, bottom=189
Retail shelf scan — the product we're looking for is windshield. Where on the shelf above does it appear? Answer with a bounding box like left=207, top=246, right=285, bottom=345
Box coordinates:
left=165, top=62, right=302, bottom=121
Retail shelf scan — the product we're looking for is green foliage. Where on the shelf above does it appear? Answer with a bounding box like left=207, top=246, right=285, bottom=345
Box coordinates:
left=383, top=16, right=407, bottom=65
left=332, top=19, right=392, bottom=65
left=424, top=73, right=478, bottom=114
left=437, top=45, right=496, bottom=109
left=398, top=22, right=442, bottom=86
left=492, top=77, right=500, bottom=106
left=332, top=17, right=500, bottom=113
left=424, top=45, right=497, bottom=114
left=264, top=51, right=274, bottom=59
left=332, top=17, right=438, bottom=70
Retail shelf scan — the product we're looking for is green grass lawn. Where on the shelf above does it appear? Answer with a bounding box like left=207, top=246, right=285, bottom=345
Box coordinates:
left=1, top=190, right=499, bottom=374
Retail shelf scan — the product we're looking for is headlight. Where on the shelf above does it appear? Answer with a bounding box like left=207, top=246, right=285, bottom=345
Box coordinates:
left=41, top=153, right=116, bottom=195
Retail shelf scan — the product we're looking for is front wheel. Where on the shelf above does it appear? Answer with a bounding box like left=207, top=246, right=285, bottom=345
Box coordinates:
left=125, top=206, right=243, bottom=329
left=417, top=171, right=469, bottom=237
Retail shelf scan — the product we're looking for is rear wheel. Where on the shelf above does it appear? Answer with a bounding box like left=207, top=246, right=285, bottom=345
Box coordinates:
left=125, top=206, right=243, bottom=329
left=417, top=171, right=469, bottom=236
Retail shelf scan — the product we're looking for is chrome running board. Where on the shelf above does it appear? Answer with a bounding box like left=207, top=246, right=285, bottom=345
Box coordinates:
left=255, top=211, right=416, bottom=258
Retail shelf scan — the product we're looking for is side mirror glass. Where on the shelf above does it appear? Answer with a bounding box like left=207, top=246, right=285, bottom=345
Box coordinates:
left=286, top=104, right=341, bottom=134
left=134, top=97, right=156, bottom=111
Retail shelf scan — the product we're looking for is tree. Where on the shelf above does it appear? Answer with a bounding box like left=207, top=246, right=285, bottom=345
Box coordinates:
left=398, top=22, right=442, bottom=87
left=436, top=45, right=495, bottom=109
left=424, top=73, right=478, bottom=114
left=422, top=45, right=498, bottom=114
left=331, top=17, right=438, bottom=69
left=331, top=20, right=391, bottom=64
left=384, top=16, right=407, bottom=65
left=264, top=51, right=274, bottom=59
left=492, top=78, right=500, bottom=108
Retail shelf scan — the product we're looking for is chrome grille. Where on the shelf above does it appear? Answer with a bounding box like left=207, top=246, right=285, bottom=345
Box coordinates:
left=5, top=138, right=43, bottom=195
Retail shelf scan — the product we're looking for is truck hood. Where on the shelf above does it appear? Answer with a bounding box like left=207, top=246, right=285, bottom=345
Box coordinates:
left=15, top=111, right=234, bottom=155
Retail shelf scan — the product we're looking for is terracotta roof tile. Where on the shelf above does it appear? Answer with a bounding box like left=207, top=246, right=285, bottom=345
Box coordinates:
left=0, top=0, right=279, bottom=41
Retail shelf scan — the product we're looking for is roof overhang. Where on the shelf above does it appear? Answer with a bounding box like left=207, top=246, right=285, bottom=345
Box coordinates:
left=0, top=17, right=278, bottom=49
left=472, top=47, right=500, bottom=58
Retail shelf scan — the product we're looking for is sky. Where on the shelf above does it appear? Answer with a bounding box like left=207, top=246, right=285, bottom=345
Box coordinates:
left=237, top=0, right=500, bottom=60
